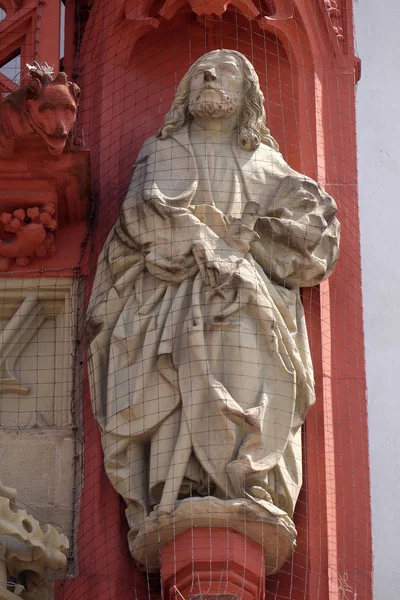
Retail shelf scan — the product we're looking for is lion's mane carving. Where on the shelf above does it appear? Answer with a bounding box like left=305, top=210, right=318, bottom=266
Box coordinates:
left=0, top=68, right=81, bottom=157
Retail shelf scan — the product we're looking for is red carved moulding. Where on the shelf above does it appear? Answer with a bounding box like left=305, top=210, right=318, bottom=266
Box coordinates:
left=0, top=203, right=57, bottom=270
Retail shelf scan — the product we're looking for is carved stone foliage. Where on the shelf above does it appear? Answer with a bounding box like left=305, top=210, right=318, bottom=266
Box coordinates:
left=0, top=478, right=69, bottom=600
left=0, top=205, right=57, bottom=270
left=0, top=280, right=74, bottom=428
left=0, top=61, right=89, bottom=273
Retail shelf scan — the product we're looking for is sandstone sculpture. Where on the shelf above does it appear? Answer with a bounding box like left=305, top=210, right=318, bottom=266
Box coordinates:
left=87, top=50, right=340, bottom=570
left=0, top=63, right=80, bottom=158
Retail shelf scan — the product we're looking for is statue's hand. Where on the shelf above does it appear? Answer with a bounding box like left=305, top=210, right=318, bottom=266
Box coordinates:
left=223, top=219, right=260, bottom=253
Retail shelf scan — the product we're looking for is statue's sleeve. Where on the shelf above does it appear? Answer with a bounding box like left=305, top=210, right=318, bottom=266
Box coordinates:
left=251, top=175, right=340, bottom=288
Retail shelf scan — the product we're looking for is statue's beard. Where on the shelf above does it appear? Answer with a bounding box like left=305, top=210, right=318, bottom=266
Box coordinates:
left=188, top=90, right=239, bottom=120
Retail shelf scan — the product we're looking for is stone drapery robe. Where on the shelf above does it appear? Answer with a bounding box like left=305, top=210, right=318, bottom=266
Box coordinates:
left=87, top=124, right=340, bottom=535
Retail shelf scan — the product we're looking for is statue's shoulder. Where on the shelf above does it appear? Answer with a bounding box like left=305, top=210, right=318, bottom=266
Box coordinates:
left=251, top=143, right=295, bottom=179
left=135, top=135, right=158, bottom=162
left=135, top=133, right=184, bottom=165
left=257, top=143, right=288, bottom=164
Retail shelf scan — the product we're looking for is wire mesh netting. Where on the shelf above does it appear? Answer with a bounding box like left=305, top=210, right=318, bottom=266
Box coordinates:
left=0, top=1, right=372, bottom=600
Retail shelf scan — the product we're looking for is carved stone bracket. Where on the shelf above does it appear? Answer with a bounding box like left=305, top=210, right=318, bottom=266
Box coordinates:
left=0, top=65, right=90, bottom=274
left=323, top=0, right=345, bottom=52
left=0, top=153, right=90, bottom=273
left=0, top=479, right=68, bottom=600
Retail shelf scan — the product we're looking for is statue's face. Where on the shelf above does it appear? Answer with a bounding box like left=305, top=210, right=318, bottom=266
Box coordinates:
left=188, top=51, right=244, bottom=120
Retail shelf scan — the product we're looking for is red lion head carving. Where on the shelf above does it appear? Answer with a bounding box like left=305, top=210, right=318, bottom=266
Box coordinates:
left=25, top=71, right=81, bottom=155
left=0, top=68, right=81, bottom=157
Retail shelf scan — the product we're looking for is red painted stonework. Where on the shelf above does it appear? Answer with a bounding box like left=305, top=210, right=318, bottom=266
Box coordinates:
left=0, top=147, right=90, bottom=276
left=0, top=64, right=90, bottom=276
left=162, top=529, right=265, bottom=600
left=0, top=203, right=57, bottom=269
left=0, top=71, right=81, bottom=158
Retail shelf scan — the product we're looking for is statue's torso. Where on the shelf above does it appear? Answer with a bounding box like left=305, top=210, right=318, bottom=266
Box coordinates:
left=191, top=134, right=245, bottom=219
left=137, top=125, right=294, bottom=216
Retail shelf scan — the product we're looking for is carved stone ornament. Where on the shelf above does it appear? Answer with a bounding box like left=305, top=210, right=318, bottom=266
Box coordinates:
left=0, top=477, right=69, bottom=600
left=322, top=0, right=345, bottom=52
left=0, top=204, right=57, bottom=269
left=0, top=63, right=81, bottom=159
left=0, top=62, right=89, bottom=273
left=87, top=50, right=340, bottom=571
left=324, top=0, right=344, bottom=41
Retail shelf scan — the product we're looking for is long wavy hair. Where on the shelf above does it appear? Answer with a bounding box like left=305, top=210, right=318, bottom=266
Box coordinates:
left=157, top=50, right=279, bottom=152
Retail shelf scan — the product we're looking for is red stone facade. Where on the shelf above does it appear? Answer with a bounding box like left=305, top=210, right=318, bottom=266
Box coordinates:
left=0, top=1, right=372, bottom=599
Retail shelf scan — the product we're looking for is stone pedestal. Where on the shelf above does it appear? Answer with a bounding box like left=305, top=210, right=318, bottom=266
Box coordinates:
left=161, top=528, right=265, bottom=600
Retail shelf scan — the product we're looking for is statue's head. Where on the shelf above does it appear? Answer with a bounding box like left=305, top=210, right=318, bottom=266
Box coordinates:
left=158, top=49, right=278, bottom=152
left=24, top=70, right=80, bottom=155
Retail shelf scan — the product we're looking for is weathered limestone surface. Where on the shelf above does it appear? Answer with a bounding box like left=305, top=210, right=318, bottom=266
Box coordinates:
left=88, top=50, right=340, bottom=570
left=0, top=279, right=76, bottom=564
left=0, top=433, right=74, bottom=538
left=0, top=477, right=69, bottom=600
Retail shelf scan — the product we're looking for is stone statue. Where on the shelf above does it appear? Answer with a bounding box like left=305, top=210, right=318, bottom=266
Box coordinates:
left=87, top=50, right=340, bottom=571
left=0, top=62, right=80, bottom=158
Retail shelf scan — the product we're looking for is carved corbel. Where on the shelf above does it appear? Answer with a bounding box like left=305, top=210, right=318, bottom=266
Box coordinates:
left=0, top=64, right=90, bottom=273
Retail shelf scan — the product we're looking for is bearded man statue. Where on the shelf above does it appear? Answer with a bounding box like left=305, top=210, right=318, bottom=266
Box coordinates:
left=87, top=49, right=340, bottom=571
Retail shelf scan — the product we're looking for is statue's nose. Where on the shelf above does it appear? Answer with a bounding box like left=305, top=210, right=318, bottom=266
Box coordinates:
left=204, top=69, right=217, bottom=82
